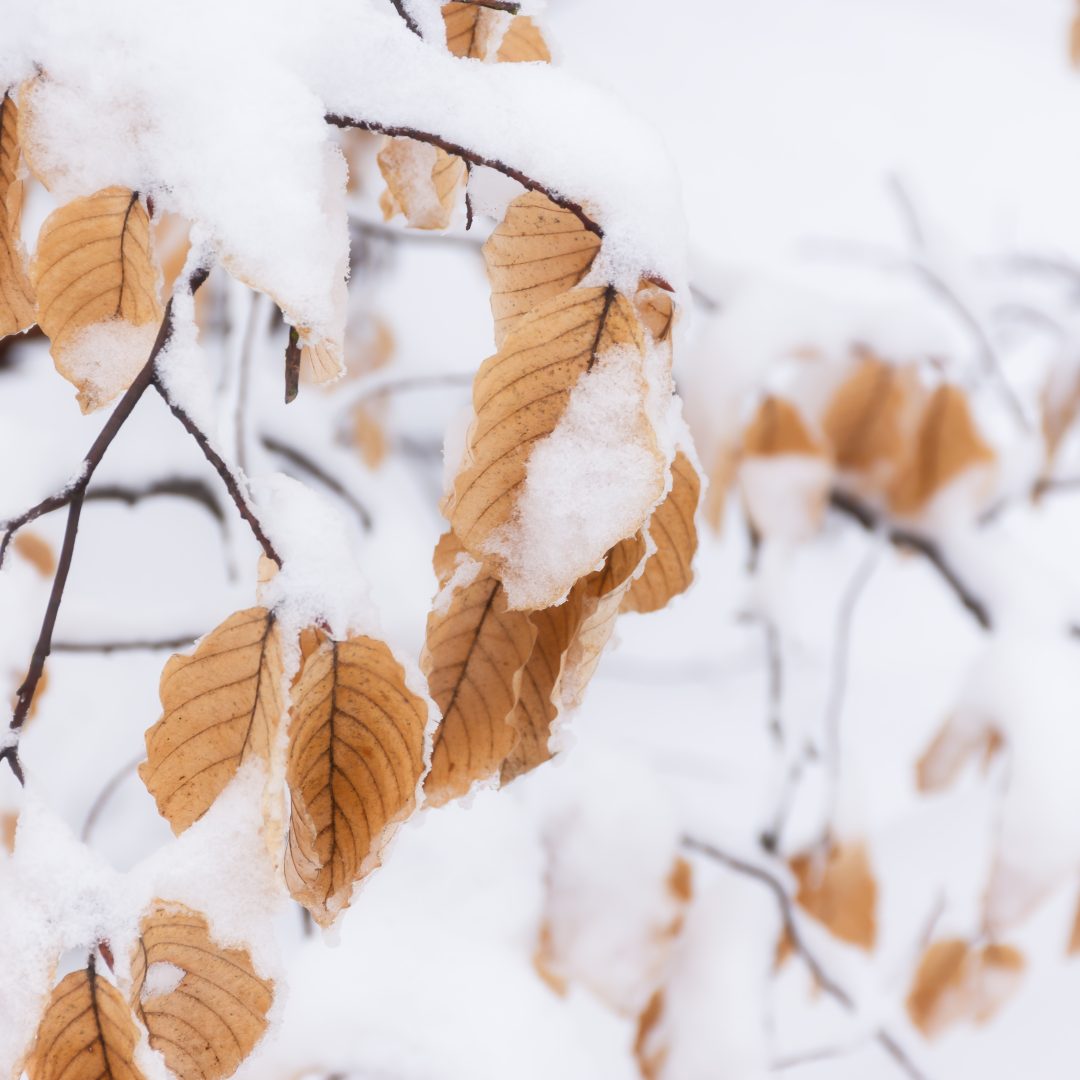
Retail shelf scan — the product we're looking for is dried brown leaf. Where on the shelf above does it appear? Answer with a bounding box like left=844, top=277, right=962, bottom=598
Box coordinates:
left=0, top=93, right=35, bottom=338
left=27, top=961, right=145, bottom=1080
left=140, top=607, right=285, bottom=834
left=449, top=286, right=645, bottom=573
left=378, top=136, right=467, bottom=231
left=482, top=191, right=601, bottom=347
left=790, top=840, right=877, bottom=950
left=624, top=452, right=700, bottom=614
left=889, top=384, right=995, bottom=516
left=352, top=400, right=389, bottom=468
left=131, top=902, right=273, bottom=1079
left=906, top=938, right=1025, bottom=1038
left=30, top=186, right=162, bottom=412
left=13, top=530, right=55, bottom=577
left=823, top=354, right=921, bottom=476
left=501, top=589, right=585, bottom=783
left=496, top=15, right=552, bottom=62
left=442, top=1, right=499, bottom=58
left=285, top=636, right=428, bottom=925
left=423, top=565, right=536, bottom=804
left=916, top=716, right=1003, bottom=793
left=634, top=280, right=675, bottom=343
left=742, top=396, right=823, bottom=457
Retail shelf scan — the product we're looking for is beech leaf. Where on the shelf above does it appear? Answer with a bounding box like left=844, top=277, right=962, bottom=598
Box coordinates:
left=449, top=286, right=644, bottom=571
left=888, top=383, right=995, bottom=516
left=624, top=451, right=701, bottom=614
left=140, top=607, right=285, bottom=834
left=131, top=902, right=273, bottom=1079
left=496, top=15, right=552, bottom=63
left=27, top=961, right=145, bottom=1080
left=482, top=191, right=601, bottom=347
left=30, top=186, right=162, bottom=412
left=790, top=840, right=877, bottom=950
left=378, top=136, right=467, bottom=231
left=442, top=1, right=498, bottom=58
left=0, top=93, right=35, bottom=338
left=423, top=549, right=537, bottom=804
left=285, top=636, right=429, bottom=926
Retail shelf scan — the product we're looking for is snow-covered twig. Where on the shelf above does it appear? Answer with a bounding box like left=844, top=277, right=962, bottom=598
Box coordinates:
left=683, top=835, right=930, bottom=1080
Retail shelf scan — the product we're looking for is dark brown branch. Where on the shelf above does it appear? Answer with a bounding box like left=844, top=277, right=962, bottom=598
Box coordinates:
left=53, top=634, right=199, bottom=654
left=327, top=114, right=601, bottom=237
left=284, top=325, right=301, bottom=404
left=152, top=380, right=281, bottom=564
left=85, top=477, right=226, bottom=528
left=388, top=0, right=422, bottom=36
left=682, top=836, right=929, bottom=1080
left=260, top=434, right=373, bottom=531
left=460, top=0, right=520, bottom=10
left=828, top=489, right=992, bottom=631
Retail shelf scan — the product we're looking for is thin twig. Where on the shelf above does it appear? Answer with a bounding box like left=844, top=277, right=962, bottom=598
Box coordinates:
left=153, top=380, right=281, bottom=563
left=81, top=753, right=143, bottom=843
left=327, top=114, right=601, bottom=237
left=828, top=489, right=992, bottom=631
left=260, top=434, right=373, bottom=531
left=683, top=836, right=930, bottom=1080
left=821, top=546, right=881, bottom=840
left=85, top=477, right=226, bottom=528
left=387, top=0, right=422, bottom=36
left=459, top=0, right=520, bottom=10
left=53, top=634, right=198, bottom=654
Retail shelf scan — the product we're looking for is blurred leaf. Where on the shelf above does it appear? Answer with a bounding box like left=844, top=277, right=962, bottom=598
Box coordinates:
left=378, top=136, right=467, bottom=231
left=496, top=15, right=552, bottom=63
left=790, top=840, right=877, bottom=950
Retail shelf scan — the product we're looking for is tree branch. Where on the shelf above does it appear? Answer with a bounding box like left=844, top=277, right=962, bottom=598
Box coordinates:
left=53, top=634, right=199, bottom=654
left=828, top=489, right=992, bottom=631
left=85, top=477, right=226, bottom=528
left=682, top=836, right=930, bottom=1080
left=327, top=114, right=602, bottom=237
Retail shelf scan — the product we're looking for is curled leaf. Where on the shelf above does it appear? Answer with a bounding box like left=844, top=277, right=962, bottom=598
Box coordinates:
left=0, top=93, right=35, bottom=338
left=378, top=136, right=467, bottom=231
left=423, top=563, right=537, bottom=804
left=449, top=286, right=644, bottom=573
left=286, top=636, right=428, bottom=925
left=482, top=191, right=601, bottom=347
left=132, top=902, right=273, bottom=1079
left=27, top=960, right=145, bottom=1080
left=30, top=186, right=162, bottom=412
left=140, top=608, right=285, bottom=834
left=624, top=451, right=700, bottom=614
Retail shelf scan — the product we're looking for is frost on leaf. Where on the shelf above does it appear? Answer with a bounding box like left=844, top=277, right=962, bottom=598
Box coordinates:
left=423, top=540, right=537, bottom=804
left=378, top=136, right=467, bottom=231
left=140, top=608, right=285, bottom=835
left=482, top=191, right=601, bottom=347
left=30, top=186, right=162, bottom=412
left=906, top=938, right=1025, bottom=1038
left=285, top=636, right=429, bottom=926
left=634, top=280, right=675, bottom=344
left=624, top=451, right=701, bottom=615
left=131, top=903, right=273, bottom=1080
left=27, top=961, right=145, bottom=1080
left=449, top=286, right=649, bottom=605
left=888, top=383, right=996, bottom=517
left=0, top=93, right=35, bottom=338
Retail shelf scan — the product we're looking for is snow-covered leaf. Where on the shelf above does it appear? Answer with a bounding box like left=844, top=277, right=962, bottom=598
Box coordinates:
left=131, top=902, right=273, bottom=1079
left=0, top=93, right=35, bottom=339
